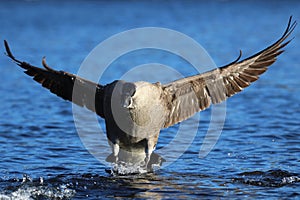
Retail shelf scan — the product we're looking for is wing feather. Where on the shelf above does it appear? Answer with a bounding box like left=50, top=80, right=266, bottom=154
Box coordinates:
left=4, top=41, right=105, bottom=118
left=162, top=16, right=296, bottom=128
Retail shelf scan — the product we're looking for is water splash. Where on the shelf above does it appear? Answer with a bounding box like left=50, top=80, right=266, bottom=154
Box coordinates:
left=0, top=185, right=75, bottom=200
left=105, top=152, right=165, bottom=176
left=107, top=162, right=148, bottom=176
left=0, top=174, right=76, bottom=200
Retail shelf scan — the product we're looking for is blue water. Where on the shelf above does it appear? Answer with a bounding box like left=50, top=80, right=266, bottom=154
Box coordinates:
left=1, top=1, right=300, bottom=199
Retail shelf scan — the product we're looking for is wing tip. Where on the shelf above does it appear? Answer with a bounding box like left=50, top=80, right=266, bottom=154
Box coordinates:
left=4, top=40, right=18, bottom=63
left=282, top=16, right=297, bottom=40
left=4, top=40, right=29, bottom=70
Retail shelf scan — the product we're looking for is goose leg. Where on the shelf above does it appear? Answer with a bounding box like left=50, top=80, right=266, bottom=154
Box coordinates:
left=106, top=141, right=119, bottom=163
left=145, top=136, right=157, bottom=168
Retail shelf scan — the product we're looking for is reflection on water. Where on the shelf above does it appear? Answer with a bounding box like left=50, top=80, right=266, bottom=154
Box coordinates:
left=0, top=0, right=300, bottom=199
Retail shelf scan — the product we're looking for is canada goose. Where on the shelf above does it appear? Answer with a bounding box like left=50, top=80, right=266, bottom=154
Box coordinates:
left=4, top=17, right=296, bottom=169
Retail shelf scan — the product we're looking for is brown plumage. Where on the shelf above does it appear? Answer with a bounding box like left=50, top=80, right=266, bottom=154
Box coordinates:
left=162, top=16, right=296, bottom=127
left=4, top=16, right=296, bottom=168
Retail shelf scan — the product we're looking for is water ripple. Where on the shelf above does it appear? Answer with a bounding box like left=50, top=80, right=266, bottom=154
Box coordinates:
left=233, top=170, right=300, bottom=187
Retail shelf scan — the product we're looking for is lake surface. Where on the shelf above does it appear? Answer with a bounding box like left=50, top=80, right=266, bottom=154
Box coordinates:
left=0, top=1, right=300, bottom=199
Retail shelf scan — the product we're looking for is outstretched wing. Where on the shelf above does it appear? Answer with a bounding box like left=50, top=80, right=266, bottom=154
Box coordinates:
left=4, top=41, right=105, bottom=118
left=162, top=16, right=296, bottom=128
